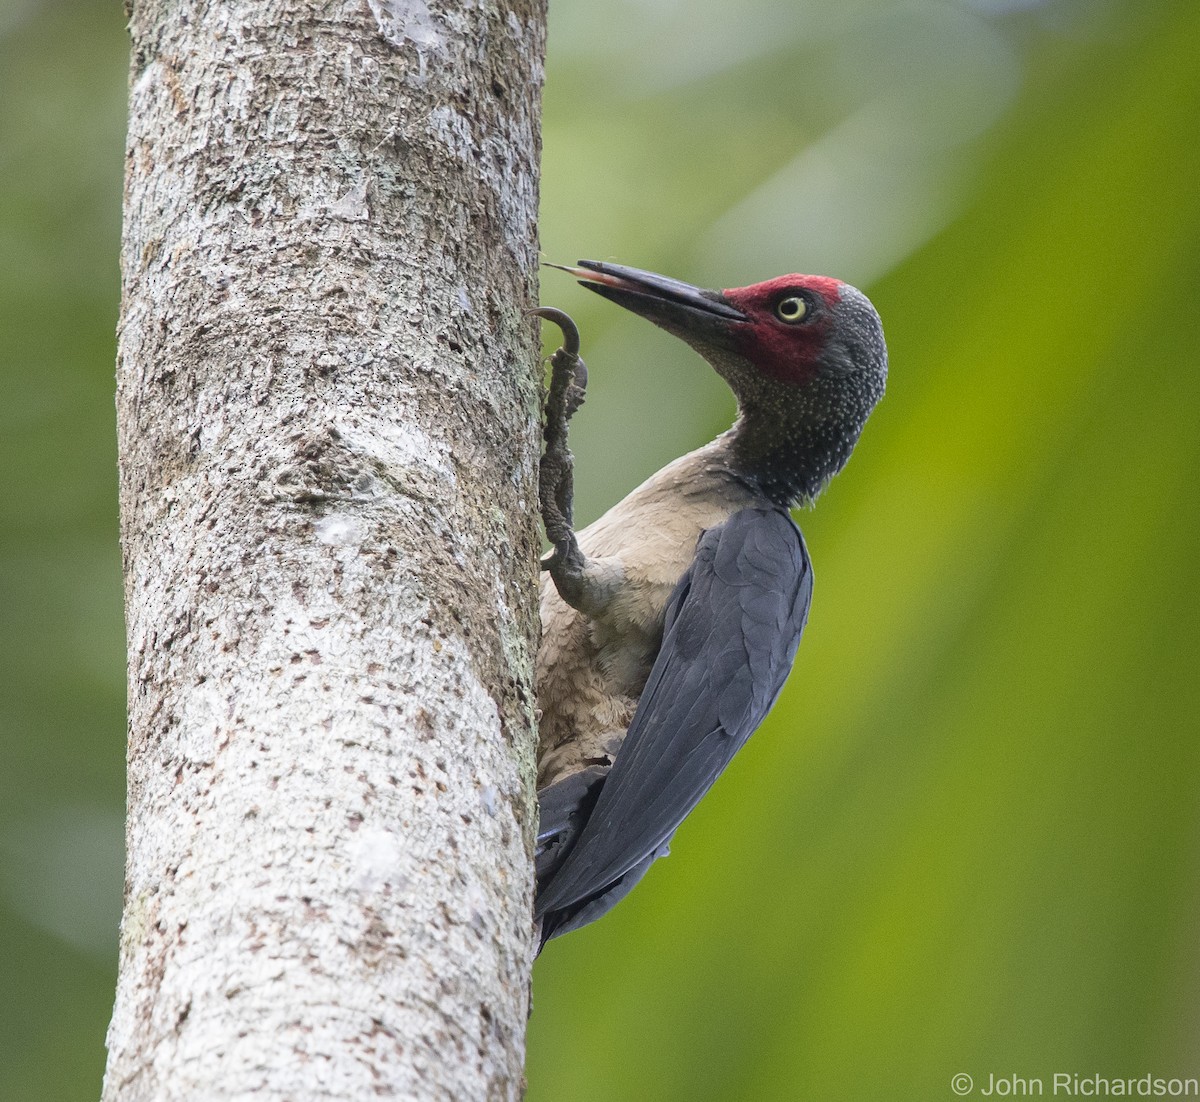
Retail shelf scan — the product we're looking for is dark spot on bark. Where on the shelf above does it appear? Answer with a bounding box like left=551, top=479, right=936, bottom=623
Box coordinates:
left=415, top=708, right=435, bottom=739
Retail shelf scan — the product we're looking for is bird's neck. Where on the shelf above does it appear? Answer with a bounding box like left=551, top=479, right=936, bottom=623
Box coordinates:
left=718, top=398, right=858, bottom=509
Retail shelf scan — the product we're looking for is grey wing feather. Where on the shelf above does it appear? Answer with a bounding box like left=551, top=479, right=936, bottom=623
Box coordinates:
left=535, top=765, right=606, bottom=886
left=535, top=505, right=812, bottom=920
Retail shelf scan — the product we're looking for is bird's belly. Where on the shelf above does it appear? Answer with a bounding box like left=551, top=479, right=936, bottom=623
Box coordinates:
left=534, top=574, right=676, bottom=789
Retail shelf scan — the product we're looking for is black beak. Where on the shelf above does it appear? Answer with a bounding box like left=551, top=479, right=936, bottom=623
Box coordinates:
left=548, top=260, right=747, bottom=345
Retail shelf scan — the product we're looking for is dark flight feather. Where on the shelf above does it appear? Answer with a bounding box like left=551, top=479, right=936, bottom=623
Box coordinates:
left=536, top=506, right=813, bottom=939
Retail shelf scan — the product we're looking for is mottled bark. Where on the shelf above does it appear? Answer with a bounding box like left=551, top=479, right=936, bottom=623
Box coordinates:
left=104, top=0, right=545, bottom=1098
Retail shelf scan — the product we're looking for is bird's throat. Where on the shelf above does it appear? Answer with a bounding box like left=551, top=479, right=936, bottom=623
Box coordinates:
left=723, top=404, right=858, bottom=508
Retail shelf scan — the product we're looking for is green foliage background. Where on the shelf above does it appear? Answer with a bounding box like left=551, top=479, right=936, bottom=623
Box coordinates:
left=1, top=0, right=1196, bottom=1097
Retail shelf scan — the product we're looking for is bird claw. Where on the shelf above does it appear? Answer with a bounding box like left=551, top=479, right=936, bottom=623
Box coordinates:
left=527, top=306, right=580, bottom=358
left=530, top=307, right=587, bottom=422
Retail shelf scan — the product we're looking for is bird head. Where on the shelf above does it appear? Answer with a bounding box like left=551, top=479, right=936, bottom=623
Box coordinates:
left=551, top=260, right=888, bottom=503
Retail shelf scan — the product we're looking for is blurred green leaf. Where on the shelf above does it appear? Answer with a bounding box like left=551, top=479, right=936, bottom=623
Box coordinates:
left=529, top=1, right=1200, bottom=1099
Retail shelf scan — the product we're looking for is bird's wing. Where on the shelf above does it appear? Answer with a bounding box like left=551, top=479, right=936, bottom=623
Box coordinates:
left=535, top=505, right=813, bottom=918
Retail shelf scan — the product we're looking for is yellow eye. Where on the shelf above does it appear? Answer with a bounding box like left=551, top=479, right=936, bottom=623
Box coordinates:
left=775, top=296, right=808, bottom=323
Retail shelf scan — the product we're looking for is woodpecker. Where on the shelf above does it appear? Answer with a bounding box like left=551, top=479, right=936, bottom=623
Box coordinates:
left=532, top=260, right=887, bottom=947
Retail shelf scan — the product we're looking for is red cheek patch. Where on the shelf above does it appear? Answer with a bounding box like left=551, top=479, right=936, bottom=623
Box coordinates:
left=721, top=275, right=843, bottom=384
left=731, top=321, right=828, bottom=384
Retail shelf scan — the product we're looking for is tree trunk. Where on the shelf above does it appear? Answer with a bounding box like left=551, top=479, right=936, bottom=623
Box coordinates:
left=104, top=1, right=545, bottom=1098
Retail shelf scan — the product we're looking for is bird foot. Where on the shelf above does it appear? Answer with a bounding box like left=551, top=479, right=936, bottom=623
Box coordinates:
left=530, top=306, right=589, bottom=584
